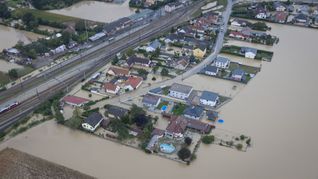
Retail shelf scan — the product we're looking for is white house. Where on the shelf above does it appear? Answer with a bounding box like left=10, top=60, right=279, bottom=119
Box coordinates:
left=241, top=47, right=257, bottom=59
left=255, top=9, right=267, bottom=19
left=51, top=44, right=66, bottom=54
left=142, top=94, right=161, bottom=108
left=124, top=76, right=143, bottom=91
left=200, top=91, right=219, bottom=107
left=231, top=68, right=245, bottom=81
left=204, top=65, right=219, bottom=76
left=213, top=56, right=230, bottom=69
left=168, top=83, right=193, bottom=100
left=81, top=112, right=104, bottom=132
left=164, top=2, right=183, bottom=12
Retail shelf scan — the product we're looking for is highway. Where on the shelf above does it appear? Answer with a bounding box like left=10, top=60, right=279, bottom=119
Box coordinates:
left=0, top=1, right=205, bottom=131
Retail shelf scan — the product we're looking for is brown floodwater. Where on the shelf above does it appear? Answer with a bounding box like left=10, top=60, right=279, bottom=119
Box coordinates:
left=49, top=1, right=135, bottom=23
left=1, top=24, right=318, bottom=179
left=0, top=25, right=43, bottom=51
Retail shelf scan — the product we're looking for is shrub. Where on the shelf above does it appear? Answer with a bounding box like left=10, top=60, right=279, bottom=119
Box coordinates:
left=236, top=143, right=243, bottom=150
left=184, top=137, right=192, bottom=146
left=202, top=135, right=214, bottom=144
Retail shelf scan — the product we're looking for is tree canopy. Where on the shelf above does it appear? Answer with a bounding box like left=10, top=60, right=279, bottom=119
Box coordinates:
left=178, top=147, right=191, bottom=161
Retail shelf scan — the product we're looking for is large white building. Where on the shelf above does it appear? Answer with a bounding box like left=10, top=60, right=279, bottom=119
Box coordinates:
left=213, top=56, right=230, bottom=69
left=168, top=83, right=193, bottom=100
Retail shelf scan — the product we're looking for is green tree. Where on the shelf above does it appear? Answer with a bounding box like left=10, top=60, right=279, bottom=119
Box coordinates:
left=178, top=147, right=191, bottom=161
left=111, top=119, right=129, bottom=140
left=202, top=135, right=214, bottom=144
left=126, top=48, right=135, bottom=57
left=0, top=3, right=11, bottom=19
left=8, top=69, right=18, bottom=79
left=161, top=68, right=169, bottom=76
left=61, top=31, right=71, bottom=45
left=236, top=143, right=243, bottom=150
left=75, top=20, right=86, bottom=32
left=184, top=137, right=192, bottom=146
left=137, top=69, right=148, bottom=76
left=22, top=12, right=38, bottom=29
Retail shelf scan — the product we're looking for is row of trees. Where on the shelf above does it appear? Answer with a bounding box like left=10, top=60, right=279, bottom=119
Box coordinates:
left=0, top=3, right=11, bottom=19
left=30, top=0, right=82, bottom=10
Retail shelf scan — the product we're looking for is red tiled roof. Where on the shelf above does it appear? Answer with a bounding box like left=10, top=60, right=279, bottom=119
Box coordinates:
left=166, top=117, right=188, bottom=134
left=104, top=82, right=118, bottom=91
left=63, top=95, right=90, bottom=105
left=108, top=66, right=129, bottom=76
left=275, top=12, right=288, bottom=21
left=125, top=76, right=143, bottom=89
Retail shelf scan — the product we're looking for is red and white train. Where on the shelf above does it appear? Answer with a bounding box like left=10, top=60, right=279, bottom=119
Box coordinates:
left=0, top=101, right=20, bottom=115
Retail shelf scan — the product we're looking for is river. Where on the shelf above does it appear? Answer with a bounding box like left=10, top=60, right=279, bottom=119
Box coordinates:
left=49, top=0, right=135, bottom=23
left=1, top=24, right=318, bottom=179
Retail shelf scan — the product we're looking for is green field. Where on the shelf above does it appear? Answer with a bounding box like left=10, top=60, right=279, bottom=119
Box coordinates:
left=0, top=72, right=10, bottom=86
left=13, top=8, right=80, bottom=23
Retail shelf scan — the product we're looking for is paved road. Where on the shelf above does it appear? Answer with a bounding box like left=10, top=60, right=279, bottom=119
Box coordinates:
left=100, top=0, right=233, bottom=106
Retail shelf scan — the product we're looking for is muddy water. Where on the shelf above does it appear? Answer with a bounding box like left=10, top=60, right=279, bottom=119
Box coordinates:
left=0, top=25, right=43, bottom=51
left=49, top=1, right=135, bottom=23
left=1, top=24, right=318, bottom=179
left=0, top=60, right=23, bottom=73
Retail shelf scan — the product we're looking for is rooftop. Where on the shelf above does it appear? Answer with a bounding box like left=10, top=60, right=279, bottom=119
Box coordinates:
left=183, top=105, right=204, bottom=118
left=169, top=83, right=193, bottom=94
left=200, top=91, right=219, bottom=102
left=83, top=112, right=103, bottom=127
left=142, top=94, right=161, bottom=106
left=63, top=95, right=90, bottom=105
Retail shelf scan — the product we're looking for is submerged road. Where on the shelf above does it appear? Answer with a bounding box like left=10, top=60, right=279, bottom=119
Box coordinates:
left=0, top=1, right=206, bottom=131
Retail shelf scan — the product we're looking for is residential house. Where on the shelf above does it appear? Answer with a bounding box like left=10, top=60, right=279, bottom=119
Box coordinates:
left=274, top=11, right=288, bottom=23
left=229, top=31, right=249, bottom=40
left=296, top=5, right=309, bottom=15
left=255, top=8, right=267, bottom=19
left=51, top=44, right=66, bottom=54
left=200, top=91, right=219, bottom=107
left=182, top=45, right=194, bottom=55
left=174, top=57, right=189, bottom=70
left=204, top=65, right=219, bottom=76
left=315, top=15, right=318, bottom=25
left=230, top=18, right=250, bottom=27
left=274, top=1, right=286, bottom=11
left=294, top=13, right=308, bottom=23
left=164, top=33, right=184, bottom=44
left=107, top=66, right=130, bottom=76
left=183, top=105, right=204, bottom=120
left=165, top=116, right=213, bottom=138
left=145, top=0, right=156, bottom=6
left=89, top=32, right=106, bottom=42
left=105, top=105, right=129, bottom=119
left=126, top=56, right=151, bottom=67
left=168, top=83, right=193, bottom=100
left=241, top=27, right=252, bottom=37
left=193, top=45, right=207, bottom=59
left=146, top=40, right=161, bottom=52
left=124, top=76, right=143, bottom=91
left=4, top=48, right=20, bottom=55
left=146, top=135, right=160, bottom=153
left=142, top=94, right=161, bottom=108
left=241, top=47, right=257, bottom=59
left=206, top=111, right=218, bottom=121
left=231, top=68, right=245, bottom=81
left=104, top=82, right=120, bottom=94
left=165, top=117, right=188, bottom=138
left=213, top=56, right=230, bottom=69
left=63, top=95, right=90, bottom=107
left=81, top=112, right=104, bottom=132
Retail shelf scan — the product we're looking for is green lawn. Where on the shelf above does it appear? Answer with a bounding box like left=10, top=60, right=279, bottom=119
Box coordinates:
left=0, top=72, right=10, bottom=86
left=229, top=63, right=260, bottom=74
left=172, top=103, right=187, bottom=115
left=13, top=8, right=80, bottom=23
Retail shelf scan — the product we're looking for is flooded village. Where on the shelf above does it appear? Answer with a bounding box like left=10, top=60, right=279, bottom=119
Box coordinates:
left=0, top=0, right=318, bottom=179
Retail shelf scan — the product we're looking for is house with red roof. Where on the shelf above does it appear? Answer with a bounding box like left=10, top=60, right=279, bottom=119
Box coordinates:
left=104, top=82, right=120, bottom=94
left=107, top=66, right=130, bottom=76
left=229, top=31, right=249, bottom=40
left=124, top=76, right=143, bottom=91
left=63, top=95, right=90, bottom=107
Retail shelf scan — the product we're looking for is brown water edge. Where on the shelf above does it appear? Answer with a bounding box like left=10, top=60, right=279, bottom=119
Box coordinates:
left=0, top=25, right=44, bottom=51
left=49, top=0, right=135, bottom=23
left=1, top=23, right=318, bottom=179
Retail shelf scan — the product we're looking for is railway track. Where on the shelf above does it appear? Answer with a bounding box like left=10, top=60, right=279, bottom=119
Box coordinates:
left=0, top=1, right=205, bottom=131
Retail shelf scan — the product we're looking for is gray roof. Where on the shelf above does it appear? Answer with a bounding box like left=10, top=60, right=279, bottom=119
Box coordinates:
left=204, top=65, right=218, bottom=73
left=215, top=56, right=230, bottom=64
left=106, top=105, right=129, bottom=118
left=206, top=111, right=218, bottom=120
left=184, top=106, right=204, bottom=118
left=169, top=83, right=193, bottom=94
left=232, top=68, right=245, bottom=76
left=200, top=91, right=219, bottom=102
left=83, top=112, right=103, bottom=127
left=142, top=94, right=160, bottom=105
left=149, top=40, right=161, bottom=49
left=241, top=47, right=257, bottom=54
left=127, top=56, right=150, bottom=66
left=149, top=87, right=162, bottom=94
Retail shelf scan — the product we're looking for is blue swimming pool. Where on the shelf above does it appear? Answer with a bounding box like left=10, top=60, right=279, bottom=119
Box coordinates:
left=161, top=105, right=167, bottom=111
left=160, top=143, right=175, bottom=154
